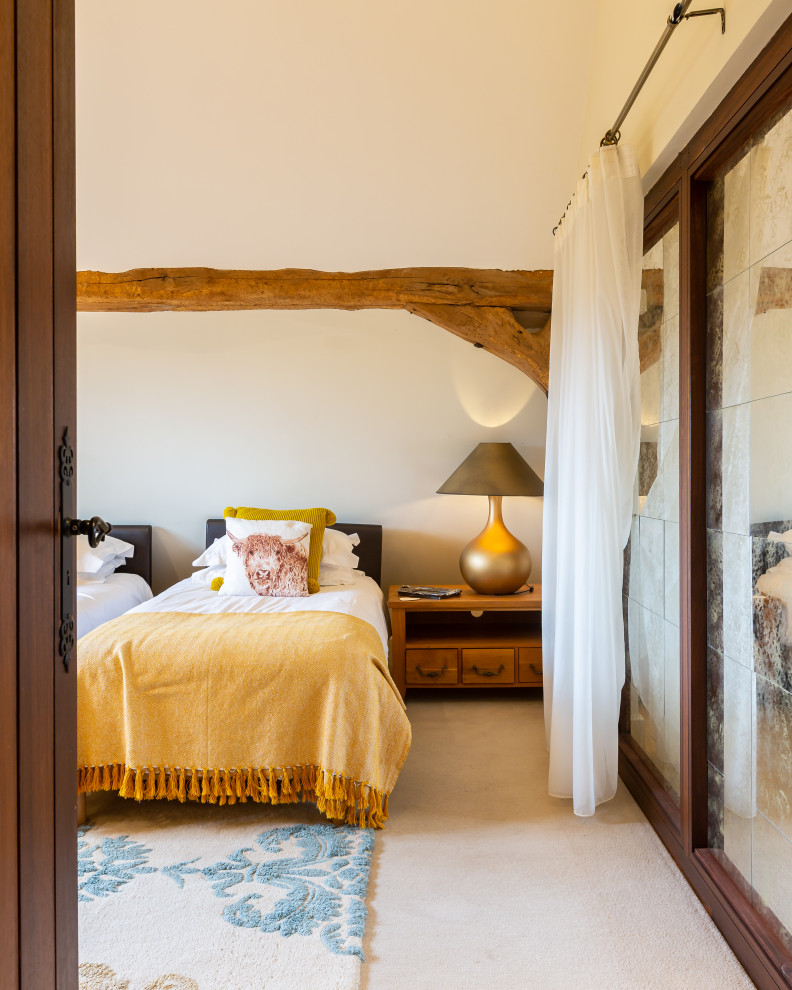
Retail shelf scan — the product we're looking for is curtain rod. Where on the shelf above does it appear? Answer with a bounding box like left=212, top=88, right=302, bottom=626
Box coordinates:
left=553, top=2, right=725, bottom=234
left=601, top=2, right=725, bottom=147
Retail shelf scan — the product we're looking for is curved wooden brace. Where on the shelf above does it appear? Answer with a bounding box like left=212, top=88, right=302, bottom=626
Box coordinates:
left=408, top=303, right=550, bottom=395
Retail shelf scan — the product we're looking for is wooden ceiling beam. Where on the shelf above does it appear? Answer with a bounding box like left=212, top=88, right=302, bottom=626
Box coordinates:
left=76, top=267, right=553, bottom=313
left=75, top=266, right=554, bottom=394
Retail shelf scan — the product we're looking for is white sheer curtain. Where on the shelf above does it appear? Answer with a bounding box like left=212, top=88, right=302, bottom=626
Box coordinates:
left=542, top=144, right=643, bottom=816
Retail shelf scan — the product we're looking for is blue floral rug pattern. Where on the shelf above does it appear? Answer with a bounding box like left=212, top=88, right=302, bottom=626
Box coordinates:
left=78, top=820, right=374, bottom=961
left=78, top=825, right=157, bottom=903
left=163, top=824, right=373, bottom=958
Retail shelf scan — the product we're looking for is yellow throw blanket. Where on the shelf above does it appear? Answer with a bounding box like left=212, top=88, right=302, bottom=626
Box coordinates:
left=78, top=610, right=411, bottom=827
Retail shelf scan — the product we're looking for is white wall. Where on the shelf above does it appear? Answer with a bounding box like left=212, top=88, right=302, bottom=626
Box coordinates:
left=77, top=1, right=789, bottom=594
left=75, top=0, right=592, bottom=590
left=77, top=1, right=596, bottom=271
left=77, top=309, right=546, bottom=592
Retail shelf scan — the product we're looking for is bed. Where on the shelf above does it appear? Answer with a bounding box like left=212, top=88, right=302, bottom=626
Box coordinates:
left=77, top=519, right=411, bottom=828
left=76, top=524, right=154, bottom=638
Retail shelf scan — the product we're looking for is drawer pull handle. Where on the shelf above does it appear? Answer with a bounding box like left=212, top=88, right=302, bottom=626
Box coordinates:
left=529, top=663, right=543, bottom=676
left=473, top=664, right=505, bottom=677
left=416, top=664, right=447, bottom=678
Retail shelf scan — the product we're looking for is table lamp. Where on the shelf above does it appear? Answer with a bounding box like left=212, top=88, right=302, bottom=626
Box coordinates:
left=437, top=442, right=543, bottom=595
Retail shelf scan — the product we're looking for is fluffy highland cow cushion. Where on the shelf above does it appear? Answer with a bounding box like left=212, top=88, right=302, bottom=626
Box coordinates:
left=218, top=518, right=312, bottom=598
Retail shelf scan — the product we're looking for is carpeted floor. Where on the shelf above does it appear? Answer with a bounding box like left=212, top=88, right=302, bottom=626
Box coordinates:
left=80, top=691, right=756, bottom=990
left=361, top=691, right=755, bottom=990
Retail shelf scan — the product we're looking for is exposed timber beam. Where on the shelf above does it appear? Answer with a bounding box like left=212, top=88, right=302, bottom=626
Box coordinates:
left=75, top=266, right=554, bottom=394
left=409, top=303, right=550, bottom=395
left=76, top=267, right=553, bottom=313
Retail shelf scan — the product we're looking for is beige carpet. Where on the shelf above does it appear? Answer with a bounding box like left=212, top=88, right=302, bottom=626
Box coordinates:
left=361, top=691, right=755, bottom=990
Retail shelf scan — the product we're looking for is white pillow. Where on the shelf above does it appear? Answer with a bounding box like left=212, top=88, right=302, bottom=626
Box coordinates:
left=318, top=528, right=362, bottom=585
left=103, top=535, right=135, bottom=557
left=191, top=564, right=226, bottom=587
left=77, top=555, right=127, bottom=584
left=219, top=518, right=312, bottom=598
left=322, top=528, right=360, bottom=563
left=192, top=536, right=229, bottom=568
left=318, top=562, right=362, bottom=587
left=76, top=533, right=134, bottom=574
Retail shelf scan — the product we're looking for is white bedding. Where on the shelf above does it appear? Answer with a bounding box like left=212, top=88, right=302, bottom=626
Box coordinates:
left=77, top=572, right=153, bottom=639
left=129, top=573, right=389, bottom=652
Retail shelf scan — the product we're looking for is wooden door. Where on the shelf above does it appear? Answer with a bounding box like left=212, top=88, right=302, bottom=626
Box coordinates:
left=0, top=1, right=77, bottom=988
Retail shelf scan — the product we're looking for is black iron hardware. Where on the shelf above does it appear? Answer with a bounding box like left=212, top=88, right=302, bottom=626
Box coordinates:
left=59, top=615, right=75, bottom=664
left=63, top=515, right=111, bottom=548
left=59, top=429, right=74, bottom=485
left=58, top=428, right=112, bottom=671
left=529, top=663, right=543, bottom=676
left=682, top=6, right=725, bottom=34
left=473, top=664, right=505, bottom=677
left=416, top=664, right=447, bottom=678
left=59, top=429, right=76, bottom=671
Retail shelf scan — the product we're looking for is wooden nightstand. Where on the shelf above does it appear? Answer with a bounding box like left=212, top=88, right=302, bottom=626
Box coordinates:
left=388, top=584, right=542, bottom=697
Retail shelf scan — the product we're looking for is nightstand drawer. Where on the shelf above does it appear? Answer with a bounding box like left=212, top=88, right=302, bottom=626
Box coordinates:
left=406, top=648, right=459, bottom=685
left=518, top=647, right=543, bottom=684
left=461, top=648, right=515, bottom=684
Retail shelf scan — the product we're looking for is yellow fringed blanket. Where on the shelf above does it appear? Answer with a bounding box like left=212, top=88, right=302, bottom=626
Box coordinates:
left=77, top=610, right=411, bottom=827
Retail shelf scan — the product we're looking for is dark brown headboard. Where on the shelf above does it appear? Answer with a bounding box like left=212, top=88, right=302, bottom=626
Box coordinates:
left=106, top=524, right=152, bottom=587
left=205, top=519, right=382, bottom=586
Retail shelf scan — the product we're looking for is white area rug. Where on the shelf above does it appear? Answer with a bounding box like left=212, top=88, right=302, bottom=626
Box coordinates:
left=78, top=795, right=374, bottom=990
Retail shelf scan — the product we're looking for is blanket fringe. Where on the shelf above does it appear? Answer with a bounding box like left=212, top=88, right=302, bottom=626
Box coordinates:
left=77, top=762, right=390, bottom=828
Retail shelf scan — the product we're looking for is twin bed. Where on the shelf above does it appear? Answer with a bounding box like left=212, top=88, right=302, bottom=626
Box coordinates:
left=76, top=524, right=153, bottom=638
left=77, top=519, right=411, bottom=828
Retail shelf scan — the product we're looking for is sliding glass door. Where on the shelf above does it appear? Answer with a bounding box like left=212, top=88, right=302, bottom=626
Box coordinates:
left=616, top=19, right=792, bottom=987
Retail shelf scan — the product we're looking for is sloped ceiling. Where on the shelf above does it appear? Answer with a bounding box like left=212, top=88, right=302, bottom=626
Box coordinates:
left=76, top=0, right=597, bottom=273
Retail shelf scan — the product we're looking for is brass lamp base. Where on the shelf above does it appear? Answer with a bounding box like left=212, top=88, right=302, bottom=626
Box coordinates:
left=459, top=495, right=531, bottom=595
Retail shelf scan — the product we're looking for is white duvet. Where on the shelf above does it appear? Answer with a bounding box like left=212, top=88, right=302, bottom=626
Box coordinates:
left=77, top=573, right=153, bottom=639
left=129, top=573, right=390, bottom=652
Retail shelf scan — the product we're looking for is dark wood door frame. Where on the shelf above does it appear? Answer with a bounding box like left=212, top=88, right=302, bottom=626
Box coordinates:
left=619, top=12, right=792, bottom=990
left=1, top=1, right=77, bottom=988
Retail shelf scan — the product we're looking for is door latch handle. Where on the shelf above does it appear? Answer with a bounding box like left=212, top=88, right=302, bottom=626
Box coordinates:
left=62, top=515, right=112, bottom=548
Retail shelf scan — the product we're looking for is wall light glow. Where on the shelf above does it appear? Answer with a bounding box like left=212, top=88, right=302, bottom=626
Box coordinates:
left=451, top=346, right=533, bottom=427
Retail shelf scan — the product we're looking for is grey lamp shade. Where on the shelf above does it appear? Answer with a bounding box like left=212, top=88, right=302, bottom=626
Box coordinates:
left=436, top=442, right=544, bottom=496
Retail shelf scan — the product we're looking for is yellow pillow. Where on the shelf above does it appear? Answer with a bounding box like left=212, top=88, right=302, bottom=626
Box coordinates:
left=223, top=506, right=336, bottom=594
